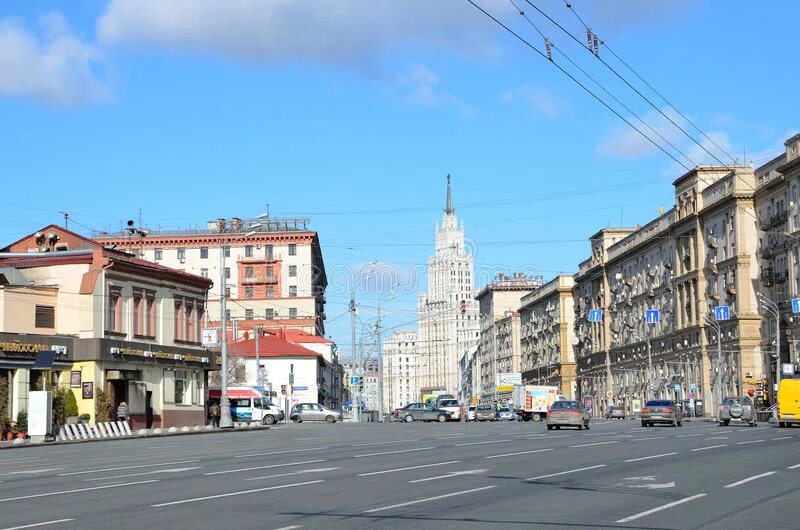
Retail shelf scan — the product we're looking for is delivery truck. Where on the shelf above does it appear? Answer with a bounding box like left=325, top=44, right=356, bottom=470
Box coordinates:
left=512, top=385, right=563, bottom=422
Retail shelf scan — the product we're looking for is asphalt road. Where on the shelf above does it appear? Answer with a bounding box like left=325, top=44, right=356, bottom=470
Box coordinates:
left=1, top=418, right=799, bottom=529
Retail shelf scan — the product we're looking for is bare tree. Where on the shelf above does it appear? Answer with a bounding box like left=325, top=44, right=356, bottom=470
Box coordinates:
left=208, top=357, right=248, bottom=387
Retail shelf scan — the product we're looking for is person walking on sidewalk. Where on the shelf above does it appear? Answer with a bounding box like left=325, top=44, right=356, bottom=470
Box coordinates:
left=209, top=402, right=221, bottom=428
left=117, top=401, right=129, bottom=422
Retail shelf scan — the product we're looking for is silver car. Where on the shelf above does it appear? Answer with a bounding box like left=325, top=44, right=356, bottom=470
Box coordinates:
left=719, top=396, right=757, bottom=427
left=289, top=403, right=342, bottom=423
left=546, top=400, right=591, bottom=430
left=641, top=399, right=682, bottom=427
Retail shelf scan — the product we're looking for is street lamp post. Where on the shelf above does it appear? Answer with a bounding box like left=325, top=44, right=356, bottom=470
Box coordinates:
left=704, top=314, right=722, bottom=418
left=218, top=239, right=233, bottom=429
left=349, top=261, right=376, bottom=422
left=758, top=292, right=781, bottom=400
left=375, top=285, right=399, bottom=423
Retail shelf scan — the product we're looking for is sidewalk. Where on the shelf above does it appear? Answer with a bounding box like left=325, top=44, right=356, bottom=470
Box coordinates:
left=0, top=421, right=271, bottom=450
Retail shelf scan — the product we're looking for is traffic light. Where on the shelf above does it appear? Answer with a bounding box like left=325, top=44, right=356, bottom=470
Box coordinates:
left=358, top=377, right=364, bottom=393
left=280, top=384, right=286, bottom=395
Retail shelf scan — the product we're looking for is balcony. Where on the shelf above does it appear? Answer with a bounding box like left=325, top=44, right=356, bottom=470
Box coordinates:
left=761, top=246, right=774, bottom=259
left=238, top=253, right=281, bottom=264
left=774, top=271, right=788, bottom=284
left=760, top=269, right=774, bottom=287
left=240, top=275, right=278, bottom=285
left=771, top=209, right=789, bottom=227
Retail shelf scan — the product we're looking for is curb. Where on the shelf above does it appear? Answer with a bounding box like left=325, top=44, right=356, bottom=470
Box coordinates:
left=0, top=423, right=273, bottom=451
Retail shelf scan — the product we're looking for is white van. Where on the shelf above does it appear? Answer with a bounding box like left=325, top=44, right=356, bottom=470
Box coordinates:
left=208, top=386, right=285, bottom=425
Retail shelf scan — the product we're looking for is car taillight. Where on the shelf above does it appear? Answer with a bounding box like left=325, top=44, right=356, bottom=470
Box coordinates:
left=572, top=411, right=581, bottom=416
left=663, top=408, right=672, bottom=413
left=642, top=407, right=650, bottom=413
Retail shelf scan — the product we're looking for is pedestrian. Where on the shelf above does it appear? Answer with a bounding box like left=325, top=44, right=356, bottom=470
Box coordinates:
left=116, top=401, right=129, bottom=422
left=209, top=401, right=221, bottom=428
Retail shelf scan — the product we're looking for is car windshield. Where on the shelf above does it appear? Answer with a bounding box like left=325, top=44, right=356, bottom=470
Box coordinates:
left=469, top=406, right=476, bottom=411
left=499, top=407, right=511, bottom=413
left=552, top=401, right=579, bottom=410
left=645, top=400, right=673, bottom=407
left=724, top=397, right=750, bottom=405
left=439, top=400, right=458, bottom=407
left=477, top=405, right=492, bottom=411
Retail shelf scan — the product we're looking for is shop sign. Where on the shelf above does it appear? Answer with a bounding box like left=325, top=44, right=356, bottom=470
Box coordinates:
left=115, top=347, right=209, bottom=364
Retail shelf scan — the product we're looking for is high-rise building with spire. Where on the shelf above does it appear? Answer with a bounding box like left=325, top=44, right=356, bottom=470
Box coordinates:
left=417, top=175, right=480, bottom=397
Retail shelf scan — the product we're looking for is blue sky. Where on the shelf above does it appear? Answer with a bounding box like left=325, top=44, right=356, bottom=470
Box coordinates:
left=1, top=0, right=798, bottom=355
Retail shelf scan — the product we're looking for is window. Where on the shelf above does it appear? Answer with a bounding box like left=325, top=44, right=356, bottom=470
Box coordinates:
left=245, top=286, right=254, bottom=299
left=266, top=265, right=274, bottom=280
left=177, top=248, right=186, bottom=260
left=225, top=287, right=231, bottom=298
left=245, top=308, right=254, bottom=320
left=265, top=245, right=274, bottom=260
left=133, top=290, right=143, bottom=335
left=245, top=245, right=253, bottom=257
left=223, top=245, right=230, bottom=258
left=193, top=371, right=202, bottom=405
left=35, top=305, right=55, bottom=328
left=145, top=293, right=156, bottom=337
left=289, top=307, right=298, bottom=319
left=107, top=287, right=122, bottom=333
left=224, top=267, right=231, bottom=279
left=174, top=300, right=184, bottom=341
left=225, top=309, right=231, bottom=320
left=200, top=247, right=209, bottom=259
left=288, top=244, right=297, bottom=256
left=289, top=265, right=297, bottom=277
left=200, top=268, right=209, bottom=278
left=266, top=287, right=274, bottom=299
left=245, top=266, right=253, bottom=278
left=175, top=370, right=189, bottom=405
left=289, top=285, right=297, bottom=297
left=164, top=370, right=175, bottom=404
left=185, top=301, right=194, bottom=342
left=265, top=308, right=275, bottom=320
left=154, top=248, right=163, bottom=261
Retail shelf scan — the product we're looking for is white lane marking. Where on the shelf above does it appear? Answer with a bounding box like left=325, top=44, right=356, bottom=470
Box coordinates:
left=83, top=467, right=201, bottom=482
left=485, top=448, right=553, bottom=459
left=455, top=440, right=510, bottom=447
left=146, top=445, right=178, bottom=449
left=0, top=480, right=159, bottom=503
left=358, top=461, right=460, bottom=477
left=631, top=436, right=666, bottom=441
left=714, top=430, right=732, bottom=434
left=724, top=471, right=776, bottom=488
left=354, top=447, right=433, bottom=458
left=624, top=452, right=677, bottom=463
left=363, top=485, right=497, bottom=514
left=57, top=460, right=199, bottom=477
left=245, top=467, right=340, bottom=481
left=408, top=469, right=488, bottom=483
left=773, top=436, right=792, bottom=441
left=690, top=445, right=727, bottom=452
left=616, top=494, right=707, bottom=523
left=569, top=441, right=618, bottom=448
left=152, top=480, right=324, bottom=507
left=675, top=433, right=704, bottom=438
left=235, top=447, right=329, bottom=458
left=352, top=439, right=419, bottom=447
left=436, top=434, right=486, bottom=439
left=0, top=468, right=63, bottom=476
left=273, top=526, right=302, bottom=530
left=627, top=482, right=675, bottom=490
left=0, top=519, right=74, bottom=530
left=737, top=439, right=764, bottom=445
left=787, top=463, right=800, bottom=470
left=707, top=437, right=728, bottom=440
left=526, top=464, right=606, bottom=481
left=204, top=460, right=326, bottom=476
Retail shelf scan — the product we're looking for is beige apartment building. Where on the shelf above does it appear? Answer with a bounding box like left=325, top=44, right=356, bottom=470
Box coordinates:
left=383, top=330, right=420, bottom=411
left=574, top=165, right=762, bottom=417
left=518, top=275, right=576, bottom=399
left=475, top=273, right=540, bottom=402
left=95, top=215, right=328, bottom=338
left=1, top=226, right=216, bottom=428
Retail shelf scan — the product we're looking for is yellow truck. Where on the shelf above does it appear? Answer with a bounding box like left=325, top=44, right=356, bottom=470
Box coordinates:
left=777, top=378, right=800, bottom=427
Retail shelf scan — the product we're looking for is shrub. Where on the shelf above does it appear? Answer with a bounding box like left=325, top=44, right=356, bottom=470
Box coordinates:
left=95, top=389, right=112, bottom=422
left=0, top=375, right=9, bottom=426
left=51, top=387, right=68, bottom=426
left=15, top=411, right=27, bottom=432
left=65, top=389, right=79, bottom=418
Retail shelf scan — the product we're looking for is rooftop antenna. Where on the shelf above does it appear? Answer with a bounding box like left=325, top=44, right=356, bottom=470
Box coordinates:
left=59, top=211, right=69, bottom=229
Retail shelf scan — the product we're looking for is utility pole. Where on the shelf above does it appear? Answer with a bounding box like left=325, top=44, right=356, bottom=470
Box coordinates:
left=219, top=238, right=233, bottom=428
left=705, top=315, right=722, bottom=417
left=255, top=324, right=262, bottom=388
left=758, top=293, right=781, bottom=403
left=350, top=294, right=360, bottom=422
left=646, top=330, right=652, bottom=401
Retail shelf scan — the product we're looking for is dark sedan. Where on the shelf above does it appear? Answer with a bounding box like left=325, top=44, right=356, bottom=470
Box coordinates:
left=396, top=402, right=451, bottom=423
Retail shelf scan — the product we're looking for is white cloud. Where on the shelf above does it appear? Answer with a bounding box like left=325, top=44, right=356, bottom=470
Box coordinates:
left=0, top=12, right=110, bottom=106
left=97, top=0, right=513, bottom=66
left=596, top=107, right=696, bottom=160
left=397, top=64, right=474, bottom=116
left=501, top=85, right=563, bottom=118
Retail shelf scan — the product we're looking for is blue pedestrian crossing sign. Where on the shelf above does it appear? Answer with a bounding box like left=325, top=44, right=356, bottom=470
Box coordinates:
left=588, top=309, right=603, bottom=323
left=645, top=309, right=660, bottom=324
left=350, top=376, right=360, bottom=386
left=714, top=305, right=731, bottom=321
left=793, top=298, right=800, bottom=314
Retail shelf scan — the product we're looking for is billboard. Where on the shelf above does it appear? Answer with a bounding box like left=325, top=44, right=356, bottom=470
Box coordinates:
left=496, top=372, right=522, bottom=386
left=202, top=328, right=219, bottom=347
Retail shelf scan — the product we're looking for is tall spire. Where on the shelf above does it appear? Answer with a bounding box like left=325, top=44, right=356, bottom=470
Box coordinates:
left=445, top=174, right=454, bottom=215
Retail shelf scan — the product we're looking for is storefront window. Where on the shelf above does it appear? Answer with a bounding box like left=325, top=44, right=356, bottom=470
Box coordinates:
left=175, top=370, right=189, bottom=405
left=163, top=370, right=175, bottom=404
left=193, top=371, right=202, bottom=405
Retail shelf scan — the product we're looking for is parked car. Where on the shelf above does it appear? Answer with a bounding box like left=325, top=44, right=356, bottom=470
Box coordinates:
left=605, top=406, right=626, bottom=420
left=777, top=379, right=800, bottom=427
left=719, top=396, right=757, bottom=427
left=641, top=399, right=682, bottom=427
left=466, top=405, right=477, bottom=422
left=496, top=407, right=515, bottom=421
left=397, top=402, right=451, bottom=423
left=475, top=404, right=496, bottom=422
left=289, top=403, right=342, bottom=423
left=437, top=399, right=461, bottom=421
left=546, top=400, right=591, bottom=430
